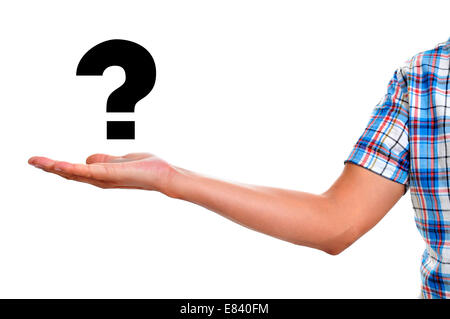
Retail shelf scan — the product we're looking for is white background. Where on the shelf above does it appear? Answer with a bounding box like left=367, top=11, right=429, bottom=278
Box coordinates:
left=1, top=0, right=448, bottom=298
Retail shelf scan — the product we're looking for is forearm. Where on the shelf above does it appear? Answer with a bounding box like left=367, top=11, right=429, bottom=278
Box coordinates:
left=165, top=166, right=353, bottom=254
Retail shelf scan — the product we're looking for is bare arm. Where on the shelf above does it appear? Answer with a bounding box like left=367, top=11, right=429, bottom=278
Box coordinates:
left=28, top=153, right=405, bottom=255
left=168, top=162, right=404, bottom=254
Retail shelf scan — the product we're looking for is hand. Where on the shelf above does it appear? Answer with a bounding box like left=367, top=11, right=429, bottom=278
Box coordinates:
left=28, top=153, right=176, bottom=194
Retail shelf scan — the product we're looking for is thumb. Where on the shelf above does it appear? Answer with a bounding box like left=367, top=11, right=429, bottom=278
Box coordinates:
left=86, top=153, right=123, bottom=164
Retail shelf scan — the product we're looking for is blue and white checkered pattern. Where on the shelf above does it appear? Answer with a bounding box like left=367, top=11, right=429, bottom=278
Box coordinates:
left=345, top=37, right=450, bottom=298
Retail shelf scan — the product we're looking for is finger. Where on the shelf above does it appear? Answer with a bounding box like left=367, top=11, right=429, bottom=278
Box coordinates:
left=28, top=156, right=57, bottom=169
left=52, top=161, right=114, bottom=181
left=29, top=157, right=144, bottom=190
left=52, top=170, right=144, bottom=190
left=28, top=158, right=105, bottom=186
left=29, top=157, right=120, bottom=182
left=52, top=170, right=114, bottom=189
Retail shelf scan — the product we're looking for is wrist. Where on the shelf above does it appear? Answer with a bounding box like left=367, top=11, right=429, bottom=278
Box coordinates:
left=161, top=165, right=190, bottom=199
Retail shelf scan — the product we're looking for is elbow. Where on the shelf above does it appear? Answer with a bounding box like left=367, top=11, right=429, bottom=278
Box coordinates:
left=290, top=225, right=358, bottom=256
left=290, top=193, right=362, bottom=256
left=317, top=225, right=359, bottom=256
left=321, top=244, right=348, bottom=256
left=291, top=237, right=351, bottom=256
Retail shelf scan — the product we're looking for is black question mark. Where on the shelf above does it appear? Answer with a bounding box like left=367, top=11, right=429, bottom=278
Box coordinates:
left=76, top=39, right=156, bottom=139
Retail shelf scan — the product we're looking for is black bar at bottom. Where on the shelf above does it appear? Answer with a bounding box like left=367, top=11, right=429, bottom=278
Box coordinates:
left=0, top=299, right=445, bottom=317
left=107, top=121, right=135, bottom=139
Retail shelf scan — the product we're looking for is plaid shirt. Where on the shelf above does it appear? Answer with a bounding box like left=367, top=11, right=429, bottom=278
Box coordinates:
left=344, top=37, right=450, bottom=299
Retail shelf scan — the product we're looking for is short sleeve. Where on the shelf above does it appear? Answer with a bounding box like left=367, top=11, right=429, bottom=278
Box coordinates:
left=344, top=61, right=411, bottom=195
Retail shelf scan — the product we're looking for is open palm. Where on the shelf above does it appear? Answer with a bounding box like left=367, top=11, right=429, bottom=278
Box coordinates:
left=28, top=152, right=175, bottom=192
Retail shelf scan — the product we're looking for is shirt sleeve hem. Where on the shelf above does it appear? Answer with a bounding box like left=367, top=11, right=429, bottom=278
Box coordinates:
left=343, top=158, right=409, bottom=195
